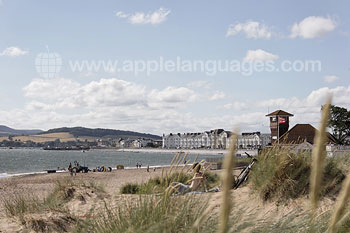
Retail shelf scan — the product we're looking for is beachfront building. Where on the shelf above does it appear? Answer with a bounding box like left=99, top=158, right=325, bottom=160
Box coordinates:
left=131, top=139, right=142, bottom=148
left=237, top=132, right=271, bottom=149
left=163, top=129, right=236, bottom=149
left=218, top=130, right=232, bottom=149
left=266, top=110, right=294, bottom=144
left=162, top=129, right=272, bottom=150
left=162, top=133, right=181, bottom=149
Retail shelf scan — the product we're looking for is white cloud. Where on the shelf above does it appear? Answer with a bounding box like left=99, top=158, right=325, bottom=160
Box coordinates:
left=148, top=86, right=197, bottom=108
left=116, top=11, right=129, bottom=18
left=209, top=91, right=225, bottom=101
left=23, top=78, right=147, bottom=109
left=324, top=75, right=339, bottom=83
left=243, top=49, right=279, bottom=62
left=258, top=86, right=350, bottom=126
left=23, top=78, right=198, bottom=111
left=17, top=78, right=204, bottom=133
left=116, top=8, right=171, bottom=25
left=290, top=16, right=336, bottom=39
left=23, top=78, right=80, bottom=102
left=226, top=21, right=273, bottom=39
left=219, top=102, right=248, bottom=111
left=0, top=46, right=28, bottom=57
left=7, top=77, right=350, bottom=135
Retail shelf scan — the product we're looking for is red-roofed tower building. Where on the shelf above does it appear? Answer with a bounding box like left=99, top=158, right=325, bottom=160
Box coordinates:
left=266, top=110, right=294, bottom=144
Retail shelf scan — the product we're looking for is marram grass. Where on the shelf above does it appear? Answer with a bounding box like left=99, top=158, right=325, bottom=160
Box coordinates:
left=310, top=94, right=332, bottom=213
left=219, top=129, right=238, bottom=233
left=329, top=175, right=350, bottom=233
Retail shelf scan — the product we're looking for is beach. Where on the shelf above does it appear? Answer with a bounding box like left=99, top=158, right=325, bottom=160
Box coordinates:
left=0, top=162, right=338, bottom=232
left=0, top=168, right=172, bottom=232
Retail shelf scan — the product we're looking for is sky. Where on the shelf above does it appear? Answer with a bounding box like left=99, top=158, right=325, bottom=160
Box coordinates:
left=0, top=0, right=349, bottom=135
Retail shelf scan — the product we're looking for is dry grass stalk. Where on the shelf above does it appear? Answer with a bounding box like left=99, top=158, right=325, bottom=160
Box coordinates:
left=192, top=195, right=219, bottom=233
left=329, top=175, right=350, bottom=233
left=179, top=160, right=190, bottom=174
left=167, top=152, right=181, bottom=180
left=334, top=208, right=350, bottom=230
left=310, top=94, right=332, bottom=213
left=180, top=153, right=188, bottom=165
left=219, top=130, right=238, bottom=233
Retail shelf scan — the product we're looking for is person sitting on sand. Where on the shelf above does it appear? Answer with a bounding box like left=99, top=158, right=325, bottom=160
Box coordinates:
left=170, top=163, right=208, bottom=195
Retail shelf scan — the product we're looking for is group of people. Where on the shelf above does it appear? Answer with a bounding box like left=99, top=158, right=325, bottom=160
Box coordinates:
left=136, top=162, right=142, bottom=169
left=92, top=166, right=112, bottom=172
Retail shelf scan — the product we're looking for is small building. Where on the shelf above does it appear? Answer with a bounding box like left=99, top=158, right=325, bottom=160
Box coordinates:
left=266, top=110, right=294, bottom=144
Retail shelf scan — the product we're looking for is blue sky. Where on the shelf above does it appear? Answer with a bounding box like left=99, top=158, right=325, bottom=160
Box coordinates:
left=0, top=0, right=349, bottom=134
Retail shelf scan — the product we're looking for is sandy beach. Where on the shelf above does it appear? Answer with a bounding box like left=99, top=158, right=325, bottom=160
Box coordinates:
left=0, top=168, right=173, bottom=232
left=0, top=164, right=338, bottom=232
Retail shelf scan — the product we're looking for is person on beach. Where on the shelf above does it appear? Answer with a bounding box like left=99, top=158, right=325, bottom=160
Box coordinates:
left=68, top=163, right=73, bottom=176
left=147, top=165, right=149, bottom=172
left=170, top=163, right=208, bottom=195
left=136, top=162, right=139, bottom=169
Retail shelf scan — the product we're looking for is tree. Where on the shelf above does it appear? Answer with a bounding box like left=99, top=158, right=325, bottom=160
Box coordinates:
left=328, top=105, right=350, bottom=145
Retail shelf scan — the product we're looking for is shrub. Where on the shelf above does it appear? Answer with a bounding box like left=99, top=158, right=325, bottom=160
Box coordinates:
left=250, top=147, right=345, bottom=201
left=2, top=194, right=41, bottom=218
left=74, top=193, right=216, bottom=233
left=120, top=183, right=140, bottom=194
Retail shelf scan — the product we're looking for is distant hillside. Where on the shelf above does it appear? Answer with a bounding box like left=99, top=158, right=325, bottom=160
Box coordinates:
left=0, top=125, right=43, bottom=137
left=39, top=127, right=162, bottom=140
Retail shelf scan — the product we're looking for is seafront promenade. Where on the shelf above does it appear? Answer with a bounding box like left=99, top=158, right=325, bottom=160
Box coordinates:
left=117, top=148, right=227, bottom=155
left=116, top=148, right=259, bottom=156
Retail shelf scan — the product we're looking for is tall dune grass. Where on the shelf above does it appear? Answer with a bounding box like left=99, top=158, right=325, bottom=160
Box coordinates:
left=310, top=95, right=332, bottom=213
left=219, top=130, right=238, bottom=233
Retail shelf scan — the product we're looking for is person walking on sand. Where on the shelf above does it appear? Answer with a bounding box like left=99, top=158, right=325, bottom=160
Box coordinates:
left=147, top=165, right=149, bottom=172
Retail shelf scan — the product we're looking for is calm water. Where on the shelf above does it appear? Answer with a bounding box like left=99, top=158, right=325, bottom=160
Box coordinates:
left=0, top=148, right=222, bottom=178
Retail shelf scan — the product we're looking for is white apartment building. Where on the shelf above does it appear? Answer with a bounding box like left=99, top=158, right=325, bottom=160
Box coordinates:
left=237, top=132, right=271, bottom=149
left=163, top=129, right=234, bottom=149
left=163, top=130, right=271, bottom=150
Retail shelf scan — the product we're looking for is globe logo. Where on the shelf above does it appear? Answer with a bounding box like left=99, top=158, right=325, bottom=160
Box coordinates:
left=35, top=52, right=62, bottom=78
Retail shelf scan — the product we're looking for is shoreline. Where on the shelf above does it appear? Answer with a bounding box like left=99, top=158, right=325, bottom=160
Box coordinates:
left=116, top=148, right=227, bottom=155
left=0, top=163, right=190, bottom=180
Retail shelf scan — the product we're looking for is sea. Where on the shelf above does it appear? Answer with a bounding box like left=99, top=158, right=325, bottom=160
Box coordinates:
left=0, top=148, right=223, bottom=178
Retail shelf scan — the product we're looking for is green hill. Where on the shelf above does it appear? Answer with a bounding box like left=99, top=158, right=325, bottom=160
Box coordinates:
left=39, top=127, right=161, bottom=140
